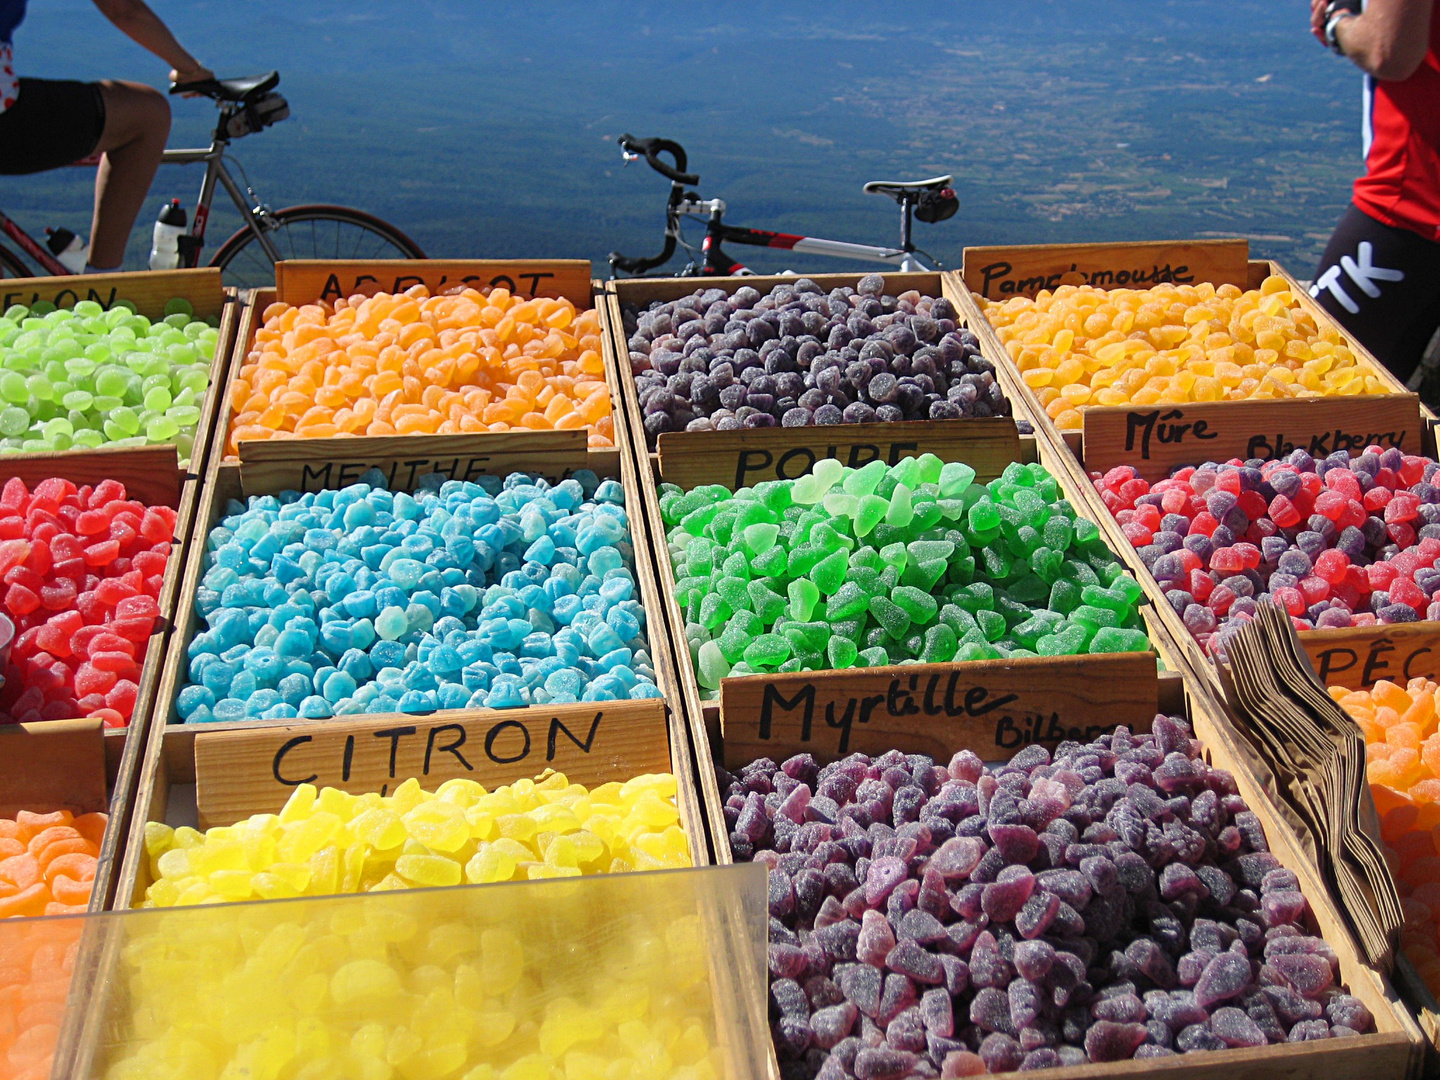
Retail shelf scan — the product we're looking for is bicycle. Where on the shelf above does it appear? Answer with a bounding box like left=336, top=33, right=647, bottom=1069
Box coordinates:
left=608, top=134, right=958, bottom=278
left=0, top=71, right=424, bottom=289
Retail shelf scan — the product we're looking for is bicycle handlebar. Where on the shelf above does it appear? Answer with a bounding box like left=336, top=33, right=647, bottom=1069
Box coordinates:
left=619, top=133, right=699, bottom=186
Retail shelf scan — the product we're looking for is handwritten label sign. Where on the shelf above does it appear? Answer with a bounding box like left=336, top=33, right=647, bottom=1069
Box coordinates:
left=275, top=260, right=594, bottom=308
left=1299, top=623, right=1440, bottom=690
left=719, top=653, right=1157, bottom=769
left=1082, top=395, right=1422, bottom=482
left=961, top=240, right=1250, bottom=301
left=193, top=699, right=671, bottom=827
left=237, top=430, right=596, bottom=494
left=0, top=267, right=226, bottom=321
left=656, top=418, right=1025, bottom=490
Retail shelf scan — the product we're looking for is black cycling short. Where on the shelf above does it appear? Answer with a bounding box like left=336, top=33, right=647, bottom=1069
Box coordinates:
left=1311, top=203, right=1440, bottom=385
left=0, top=78, right=106, bottom=176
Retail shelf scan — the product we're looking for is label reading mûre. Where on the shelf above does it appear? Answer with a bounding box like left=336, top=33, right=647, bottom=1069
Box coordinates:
left=193, top=699, right=671, bottom=827
left=719, top=653, right=1157, bottom=769
left=1082, top=396, right=1421, bottom=483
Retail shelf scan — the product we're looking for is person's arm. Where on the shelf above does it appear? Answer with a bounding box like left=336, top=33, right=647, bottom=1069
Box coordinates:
left=1323, top=0, right=1433, bottom=81
left=90, top=0, right=211, bottom=85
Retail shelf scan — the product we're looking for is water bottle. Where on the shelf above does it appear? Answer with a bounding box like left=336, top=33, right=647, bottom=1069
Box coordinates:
left=149, top=199, right=187, bottom=271
left=44, top=227, right=88, bottom=275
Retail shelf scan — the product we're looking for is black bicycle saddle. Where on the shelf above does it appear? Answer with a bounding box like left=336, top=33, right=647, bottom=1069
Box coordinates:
left=863, top=175, right=954, bottom=199
left=171, top=70, right=280, bottom=103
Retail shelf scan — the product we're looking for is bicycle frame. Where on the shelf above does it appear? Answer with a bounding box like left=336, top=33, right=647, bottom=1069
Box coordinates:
left=0, top=208, right=69, bottom=275
left=676, top=198, right=927, bottom=276
left=160, top=141, right=284, bottom=266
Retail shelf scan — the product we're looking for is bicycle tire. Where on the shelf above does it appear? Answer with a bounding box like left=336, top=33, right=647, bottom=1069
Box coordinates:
left=0, top=244, right=35, bottom=279
left=209, top=204, right=425, bottom=291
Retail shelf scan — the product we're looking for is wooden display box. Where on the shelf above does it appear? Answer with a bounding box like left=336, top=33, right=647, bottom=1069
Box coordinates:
left=216, top=259, right=623, bottom=477
left=0, top=267, right=240, bottom=478
left=0, top=446, right=192, bottom=908
left=112, top=429, right=704, bottom=907
left=604, top=269, right=1034, bottom=456
left=952, top=238, right=1428, bottom=458
left=698, top=628, right=1424, bottom=1078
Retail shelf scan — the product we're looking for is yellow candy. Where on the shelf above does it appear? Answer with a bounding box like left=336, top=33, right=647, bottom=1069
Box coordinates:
left=980, top=276, right=1388, bottom=431
left=141, top=772, right=689, bottom=907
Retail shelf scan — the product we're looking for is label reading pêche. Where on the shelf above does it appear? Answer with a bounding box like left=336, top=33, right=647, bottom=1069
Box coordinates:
left=961, top=240, right=1250, bottom=301
left=1082, top=395, right=1422, bottom=483
left=1299, top=624, right=1440, bottom=691
left=193, top=699, right=672, bottom=827
left=656, top=417, right=1024, bottom=490
left=719, top=653, right=1157, bottom=769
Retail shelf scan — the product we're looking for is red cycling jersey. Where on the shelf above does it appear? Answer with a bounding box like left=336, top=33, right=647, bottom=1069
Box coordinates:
left=1353, top=2, right=1440, bottom=241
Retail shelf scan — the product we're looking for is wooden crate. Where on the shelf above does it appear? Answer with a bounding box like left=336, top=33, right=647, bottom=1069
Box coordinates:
left=213, top=259, right=622, bottom=477
left=112, top=429, right=705, bottom=907
left=691, top=617, right=1423, bottom=1078
left=0, top=446, right=193, bottom=909
left=0, top=267, right=240, bottom=478
left=953, top=239, right=1429, bottom=455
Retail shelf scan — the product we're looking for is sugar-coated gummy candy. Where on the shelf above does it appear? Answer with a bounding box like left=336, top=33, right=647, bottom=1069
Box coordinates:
left=141, top=770, right=688, bottom=906
left=724, top=715, right=1374, bottom=1076
left=98, top=865, right=735, bottom=1080
left=1095, top=446, right=1440, bottom=654
left=0, top=808, right=106, bottom=916
left=0, top=298, right=216, bottom=462
left=1332, top=675, right=1440, bottom=998
left=177, top=468, right=659, bottom=723
left=624, top=277, right=1012, bottom=447
left=981, top=276, right=1388, bottom=432
left=229, top=285, right=613, bottom=454
left=0, top=913, right=84, bottom=1080
left=0, top=476, right=173, bottom=727
left=663, top=453, right=1149, bottom=696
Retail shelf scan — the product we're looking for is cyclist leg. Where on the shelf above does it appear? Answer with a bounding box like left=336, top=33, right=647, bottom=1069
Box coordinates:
left=87, top=79, right=170, bottom=270
left=1310, top=203, right=1440, bottom=384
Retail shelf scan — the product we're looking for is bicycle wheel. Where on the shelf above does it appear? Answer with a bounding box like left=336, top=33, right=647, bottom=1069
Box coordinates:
left=209, top=204, right=425, bottom=292
left=0, top=244, right=35, bottom=278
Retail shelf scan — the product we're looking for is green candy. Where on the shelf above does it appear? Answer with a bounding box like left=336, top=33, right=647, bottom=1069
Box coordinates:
left=658, top=454, right=1150, bottom=697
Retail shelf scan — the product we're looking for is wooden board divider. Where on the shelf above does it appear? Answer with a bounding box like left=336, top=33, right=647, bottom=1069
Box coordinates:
left=0, top=717, right=108, bottom=819
left=1298, top=622, right=1440, bottom=691
left=719, top=650, right=1157, bottom=770
left=193, top=697, right=670, bottom=828
left=113, top=415, right=707, bottom=906
left=656, top=415, right=1023, bottom=490
left=961, top=238, right=1252, bottom=302
left=1082, top=393, right=1424, bottom=483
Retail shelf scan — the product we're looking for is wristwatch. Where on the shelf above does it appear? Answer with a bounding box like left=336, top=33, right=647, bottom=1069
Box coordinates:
left=1324, top=0, right=1357, bottom=54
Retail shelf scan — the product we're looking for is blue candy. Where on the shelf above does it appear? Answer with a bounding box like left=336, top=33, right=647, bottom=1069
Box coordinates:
left=177, top=471, right=660, bottom=723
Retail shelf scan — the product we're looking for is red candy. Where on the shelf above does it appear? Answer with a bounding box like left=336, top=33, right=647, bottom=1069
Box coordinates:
left=1091, top=446, right=1440, bottom=651
left=0, top=477, right=173, bottom=728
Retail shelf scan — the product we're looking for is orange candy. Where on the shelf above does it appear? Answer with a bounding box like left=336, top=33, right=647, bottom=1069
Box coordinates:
left=226, top=285, right=615, bottom=454
left=1334, top=676, right=1440, bottom=993
left=0, top=810, right=103, bottom=922
left=0, top=914, right=83, bottom=1080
